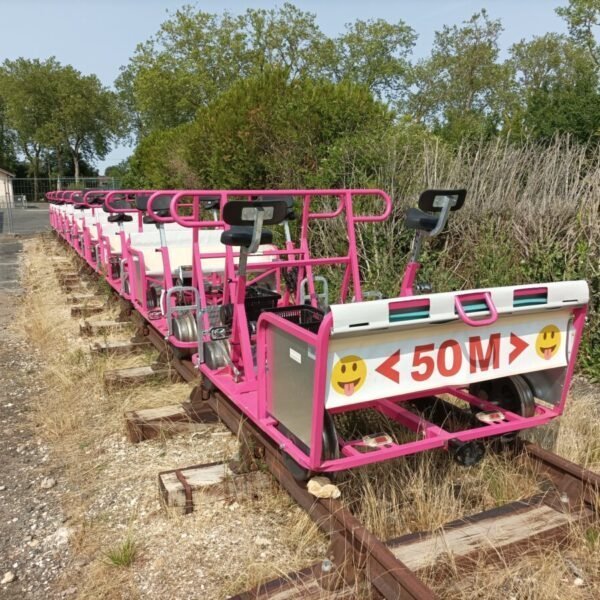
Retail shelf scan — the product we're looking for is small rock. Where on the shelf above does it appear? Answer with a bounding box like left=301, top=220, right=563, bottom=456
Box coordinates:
left=0, top=485, right=6, bottom=491
left=1, top=571, right=15, bottom=584
left=40, top=477, right=56, bottom=490
left=45, top=526, right=72, bottom=547
left=574, top=578, right=585, bottom=587
left=254, top=536, right=272, bottom=547
left=307, top=476, right=341, bottom=499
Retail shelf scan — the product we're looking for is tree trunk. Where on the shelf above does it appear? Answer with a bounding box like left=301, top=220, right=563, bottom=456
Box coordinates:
left=72, top=147, right=80, bottom=184
left=32, top=146, right=42, bottom=202
left=74, top=157, right=80, bottom=183
left=56, top=146, right=63, bottom=190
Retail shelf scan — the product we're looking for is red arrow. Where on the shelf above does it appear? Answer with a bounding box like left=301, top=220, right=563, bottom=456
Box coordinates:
left=509, top=333, right=528, bottom=364
left=376, top=350, right=401, bottom=383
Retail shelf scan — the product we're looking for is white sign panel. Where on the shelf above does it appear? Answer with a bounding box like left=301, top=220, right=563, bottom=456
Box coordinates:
left=325, top=311, right=571, bottom=409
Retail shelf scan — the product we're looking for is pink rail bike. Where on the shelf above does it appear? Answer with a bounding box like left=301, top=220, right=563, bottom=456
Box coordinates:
left=167, top=188, right=588, bottom=479
left=115, top=190, right=279, bottom=355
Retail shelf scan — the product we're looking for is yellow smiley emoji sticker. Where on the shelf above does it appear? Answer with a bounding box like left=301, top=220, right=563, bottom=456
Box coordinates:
left=331, top=355, right=367, bottom=397
left=536, top=325, right=561, bottom=360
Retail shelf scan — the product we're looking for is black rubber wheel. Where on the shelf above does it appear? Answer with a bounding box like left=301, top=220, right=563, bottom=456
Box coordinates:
left=469, top=375, right=535, bottom=445
left=146, top=286, right=158, bottom=309
left=469, top=375, right=535, bottom=418
left=448, top=439, right=486, bottom=466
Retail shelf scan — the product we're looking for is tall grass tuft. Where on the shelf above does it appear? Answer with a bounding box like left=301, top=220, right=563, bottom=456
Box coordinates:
left=310, top=134, right=600, bottom=377
left=103, top=538, right=137, bottom=568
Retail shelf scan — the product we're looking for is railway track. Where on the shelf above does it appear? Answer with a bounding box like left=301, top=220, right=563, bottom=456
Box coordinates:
left=52, top=233, right=599, bottom=599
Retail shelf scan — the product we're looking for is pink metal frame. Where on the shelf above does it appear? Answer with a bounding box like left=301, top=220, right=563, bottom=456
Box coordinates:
left=49, top=187, right=589, bottom=474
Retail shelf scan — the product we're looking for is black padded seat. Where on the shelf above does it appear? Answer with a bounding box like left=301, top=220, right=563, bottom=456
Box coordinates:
left=405, top=208, right=438, bottom=232
left=221, top=226, right=273, bottom=247
left=107, top=213, right=133, bottom=223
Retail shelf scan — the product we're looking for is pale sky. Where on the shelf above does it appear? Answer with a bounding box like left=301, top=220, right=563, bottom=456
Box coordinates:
left=0, top=0, right=568, bottom=173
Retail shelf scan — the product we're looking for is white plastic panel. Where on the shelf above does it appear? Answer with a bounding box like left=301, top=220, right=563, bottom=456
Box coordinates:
left=329, top=281, right=589, bottom=337
left=325, top=309, right=573, bottom=409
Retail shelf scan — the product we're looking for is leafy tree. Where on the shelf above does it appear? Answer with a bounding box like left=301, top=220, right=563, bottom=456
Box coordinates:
left=0, top=97, right=17, bottom=172
left=117, top=3, right=326, bottom=134
left=557, top=0, right=600, bottom=66
left=0, top=57, right=63, bottom=197
left=1, top=57, right=124, bottom=191
left=104, top=160, right=130, bottom=179
left=117, top=3, right=415, bottom=136
left=124, top=69, right=391, bottom=189
left=124, top=125, right=192, bottom=188
left=52, top=67, right=124, bottom=182
left=408, top=11, right=515, bottom=142
left=324, top=18, right=416, bottom=103
left=182, top=68, right=392, bottom=189
left=510, top=33, right=600, bottom=141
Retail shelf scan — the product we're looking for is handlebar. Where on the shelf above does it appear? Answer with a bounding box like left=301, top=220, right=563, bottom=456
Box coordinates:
left=167, top=189, right=392, bottom=228
left=455, top=292, right=499, bottom=327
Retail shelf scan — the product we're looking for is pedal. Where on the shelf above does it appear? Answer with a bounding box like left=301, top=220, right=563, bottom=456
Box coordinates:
left=414, top=282, right=432, bottom=294
left=475, top=411, right=506, bottom=424
left=362, top=433, right=393, bottom=448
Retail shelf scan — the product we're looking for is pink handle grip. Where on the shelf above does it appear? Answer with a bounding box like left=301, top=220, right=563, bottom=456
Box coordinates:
left=169, top=191, right=226, bottom=228
left=306, top=189, right=391, bottom=221
left=455, top=292, right=498, bottom=327
left=347, top=189, right=393, bottom=223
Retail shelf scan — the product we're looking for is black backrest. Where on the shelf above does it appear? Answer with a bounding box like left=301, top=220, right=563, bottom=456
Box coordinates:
left=201, top=195, right=221, bottom=210
left=135, top=195, right=150, bottom=211
left=136, top=193, right=172, bottom=215
left=222, top=200, right=289, bottom=226
left=257, top=195, right=295, bottom=220
left=418, top=189, right=467, bottom=213
left=102, top=196, right=128, bottom=213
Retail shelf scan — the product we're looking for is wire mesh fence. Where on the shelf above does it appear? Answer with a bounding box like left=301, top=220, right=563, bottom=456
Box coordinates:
left=12, top=177, right=122, bottom=203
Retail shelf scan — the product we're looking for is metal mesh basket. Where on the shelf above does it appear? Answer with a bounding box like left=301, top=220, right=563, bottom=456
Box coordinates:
left=264, top=305, right=324, bottom=333
left=244, top=287, right=281, bottom=321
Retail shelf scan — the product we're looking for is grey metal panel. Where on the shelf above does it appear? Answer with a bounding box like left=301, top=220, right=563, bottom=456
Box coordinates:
left=269, top=326, right=316, bottom=449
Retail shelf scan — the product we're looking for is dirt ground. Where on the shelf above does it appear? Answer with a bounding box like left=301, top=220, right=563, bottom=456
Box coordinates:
left=0, top=293, right=71, bottom=597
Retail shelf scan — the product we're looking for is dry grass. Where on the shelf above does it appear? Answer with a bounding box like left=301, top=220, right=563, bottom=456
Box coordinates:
left=18, top=234, right=600, bottom=599
left=17, top=235, right=330, bottom=599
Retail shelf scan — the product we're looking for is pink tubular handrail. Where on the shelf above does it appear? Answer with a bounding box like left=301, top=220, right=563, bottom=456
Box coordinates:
left=167, top=189, right=391, bottom=228
left=454, top=291, right=499, bottom=327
